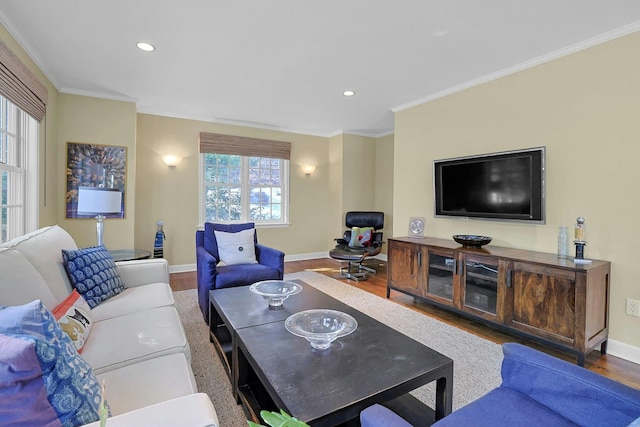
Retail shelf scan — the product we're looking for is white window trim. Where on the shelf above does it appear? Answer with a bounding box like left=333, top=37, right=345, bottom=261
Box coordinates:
left=0, top=101, right=38, bottom=242
left=198, top=153, right=290, bottom=227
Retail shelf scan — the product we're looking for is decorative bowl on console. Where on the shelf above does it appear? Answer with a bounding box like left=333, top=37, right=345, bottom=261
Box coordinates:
left=285, top=309, right=358, bottom=350
left=250, top=280, right=303, bottom=310
left=453, top=235, right=492, bottom=248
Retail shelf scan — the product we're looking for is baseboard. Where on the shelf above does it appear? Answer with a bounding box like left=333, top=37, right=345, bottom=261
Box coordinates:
left=607, top=339, right=640, bottom=365
left=284, top=252, right=328, bottom=262
left=169, top=263, right=196, bottom=273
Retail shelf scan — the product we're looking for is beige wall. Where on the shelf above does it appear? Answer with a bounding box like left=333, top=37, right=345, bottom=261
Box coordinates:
left=58, top=94, right=137, bottom=249
left=135, top=114, right=334, bottom=266
left=342, top=134, right=376, bottom=213
left=393, top=32, right=640, bottom=349
left=375, top=133, right=394, bottom=254
left=328, top=134, right=345, bottom=242
left=327, top=133, right=387, bottom=245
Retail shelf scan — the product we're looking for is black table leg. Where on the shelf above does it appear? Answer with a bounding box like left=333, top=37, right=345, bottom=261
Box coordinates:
left=435, top=369, right=453, bottom=420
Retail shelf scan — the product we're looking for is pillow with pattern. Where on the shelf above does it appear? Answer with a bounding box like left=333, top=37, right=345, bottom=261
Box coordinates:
left=0, top=299, right=107, bottom=426
left=61, top=245, right=125, bottom=308
left=53, top=290, right=93, bottom=353
left=349, top=227, right=374, bottom=248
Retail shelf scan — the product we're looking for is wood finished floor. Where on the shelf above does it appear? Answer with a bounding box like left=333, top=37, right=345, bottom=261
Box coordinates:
left=170, top=258, right=640, bottom=390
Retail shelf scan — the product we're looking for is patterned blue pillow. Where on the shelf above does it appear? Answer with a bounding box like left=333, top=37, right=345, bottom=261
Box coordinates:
left=61, top=245, right=125, bottom=308
left=0, top=300, right=107, bottom=426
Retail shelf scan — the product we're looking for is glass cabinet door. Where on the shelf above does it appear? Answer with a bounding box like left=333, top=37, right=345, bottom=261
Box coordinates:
left=463, top=256, right=498, bottom=315
left=427, top=252, right=454, bottom=302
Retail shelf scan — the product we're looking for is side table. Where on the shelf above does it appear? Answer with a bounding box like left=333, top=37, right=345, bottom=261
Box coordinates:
left=110, top=249, right=152, bottom=262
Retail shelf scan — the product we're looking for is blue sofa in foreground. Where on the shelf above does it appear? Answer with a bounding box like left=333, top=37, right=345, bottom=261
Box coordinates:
left=361, top=343, right=640, bottom=427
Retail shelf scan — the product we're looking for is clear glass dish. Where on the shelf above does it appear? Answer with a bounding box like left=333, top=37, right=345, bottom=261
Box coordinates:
left=285, top=309, right=358, bottom=350
left=249, top=280, right=302, bottom=310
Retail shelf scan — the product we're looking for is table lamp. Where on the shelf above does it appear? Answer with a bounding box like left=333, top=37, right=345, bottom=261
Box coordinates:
left=77, top=187, right=122, bottom=246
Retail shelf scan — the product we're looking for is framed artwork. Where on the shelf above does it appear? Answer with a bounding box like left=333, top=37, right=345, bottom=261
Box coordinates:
left=65, top=142, right=127, bottom=219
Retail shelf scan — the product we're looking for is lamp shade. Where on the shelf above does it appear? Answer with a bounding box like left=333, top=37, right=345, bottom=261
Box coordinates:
left=77, top=187, right=122, bottom=215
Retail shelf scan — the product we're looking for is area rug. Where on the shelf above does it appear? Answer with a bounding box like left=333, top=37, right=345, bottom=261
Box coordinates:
left=173, top=271, right=503, bottom=426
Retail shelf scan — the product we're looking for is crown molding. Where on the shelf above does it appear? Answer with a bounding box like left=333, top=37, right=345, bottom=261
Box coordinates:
left=393, top=22, right=640, bottom=113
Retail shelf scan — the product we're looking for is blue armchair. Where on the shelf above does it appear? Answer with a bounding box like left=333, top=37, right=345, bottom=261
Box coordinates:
left=196, top=222, right=285, bottom=322
left=361, top=342, right=640, bottom=427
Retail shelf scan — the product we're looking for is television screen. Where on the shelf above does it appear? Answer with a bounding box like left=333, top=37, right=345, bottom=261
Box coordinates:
left=434, top=147, right=545, bottom=223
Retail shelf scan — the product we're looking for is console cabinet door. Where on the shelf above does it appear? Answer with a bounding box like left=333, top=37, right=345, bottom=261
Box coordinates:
left=507, top=262, right=577, bottom=347
left=388, top=240, right=428, bottom=297
left=460, top=254, right=500, bottom=321
left=425, top=248, right=456, bottom=307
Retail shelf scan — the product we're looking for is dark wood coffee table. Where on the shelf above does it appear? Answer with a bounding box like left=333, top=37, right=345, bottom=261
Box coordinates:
left=209, top=281, right=453, bottom=426
left=209, top=282, right=349, bottom=386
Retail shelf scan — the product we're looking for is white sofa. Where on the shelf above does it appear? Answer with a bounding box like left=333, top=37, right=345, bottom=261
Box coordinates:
left=0, top=225, right=219, bottom=426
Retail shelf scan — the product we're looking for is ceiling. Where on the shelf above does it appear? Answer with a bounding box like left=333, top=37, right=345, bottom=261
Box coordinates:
left=1, top=2, right=639, bottom=137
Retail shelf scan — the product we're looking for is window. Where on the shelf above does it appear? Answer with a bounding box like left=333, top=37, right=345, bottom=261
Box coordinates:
left=202, top=153, right=289, bottom=224
left=0, top=95, right=38, bottom=243
left=199, top=132, right=291, bottom=226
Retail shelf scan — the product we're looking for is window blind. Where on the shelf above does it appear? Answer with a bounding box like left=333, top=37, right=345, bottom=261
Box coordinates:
left=0, top=39, right=48, bottom=122
left=199, top=132, right=291, bottom=160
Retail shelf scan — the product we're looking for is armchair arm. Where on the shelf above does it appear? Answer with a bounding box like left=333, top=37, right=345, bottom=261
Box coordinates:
left=360, top=404, right=411, bottom=427
left=196, top=245, right=220, bottom=322
left=115, top=259, right=169, bottom=288
left=196, top=245, right=218, bottom=280
left=255, top=243, right=285, bottom=278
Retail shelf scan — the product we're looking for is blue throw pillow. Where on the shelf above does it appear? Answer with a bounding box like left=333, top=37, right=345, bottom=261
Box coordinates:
left=0, top=300, right=107, bottom=426
left=61, top=245, right=125, bottom=308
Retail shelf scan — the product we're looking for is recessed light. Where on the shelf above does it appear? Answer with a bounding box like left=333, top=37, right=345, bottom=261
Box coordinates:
left=343, top=90, right=355, bottom=97
left=136, top=42, right=155, bottom=52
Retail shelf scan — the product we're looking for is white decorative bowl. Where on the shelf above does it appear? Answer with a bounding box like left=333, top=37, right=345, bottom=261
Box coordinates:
left=249, top=280, right=302, bottom=310
left=285, top=309, right=358, bottom=350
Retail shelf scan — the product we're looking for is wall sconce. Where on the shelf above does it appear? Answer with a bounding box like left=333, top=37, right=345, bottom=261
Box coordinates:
left=162, top=154, right=182, bottom=167
left=301, top=164, right=316, bottom=175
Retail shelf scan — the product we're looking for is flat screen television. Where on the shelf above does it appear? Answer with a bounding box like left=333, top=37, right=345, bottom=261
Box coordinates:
left=434, top=147, right=545, bottom=223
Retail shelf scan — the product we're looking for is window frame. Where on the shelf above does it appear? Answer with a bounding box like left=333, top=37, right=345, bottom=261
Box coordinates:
left=199, top=153, right=290, bottom=227
left=0, top=95, right=38, bottom=243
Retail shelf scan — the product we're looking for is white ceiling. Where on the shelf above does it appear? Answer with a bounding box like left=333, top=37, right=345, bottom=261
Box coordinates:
left=1, top=1, right=639, bottom=137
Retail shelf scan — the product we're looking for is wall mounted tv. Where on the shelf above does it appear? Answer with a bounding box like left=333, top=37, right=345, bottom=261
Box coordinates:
left=434, top=147, right=545, bottom=223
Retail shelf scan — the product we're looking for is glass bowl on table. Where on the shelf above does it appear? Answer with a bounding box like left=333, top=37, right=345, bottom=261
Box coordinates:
left=249, top=280, right=302, bottom=310
left=285, top=309, right=358, bottom=350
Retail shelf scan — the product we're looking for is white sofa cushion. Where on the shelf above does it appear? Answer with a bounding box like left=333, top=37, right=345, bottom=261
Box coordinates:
left=81, top=306, right=190, bottom=374
left=4, top=225, right=77, bottom=305
left=116, top=259, right=170, bottom=288
left=0, top=248, right=58, bottom=310
left=96, top=353, right=197, bottom=416
left=90, top=283, right=174, bottom=322
left=81, top=393, right=219, bottom=427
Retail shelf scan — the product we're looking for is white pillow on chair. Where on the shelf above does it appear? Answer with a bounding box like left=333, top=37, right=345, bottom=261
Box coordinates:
left=214, top=228, right=258, bottom=266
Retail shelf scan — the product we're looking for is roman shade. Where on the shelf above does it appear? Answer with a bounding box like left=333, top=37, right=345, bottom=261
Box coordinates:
left=199, top=132, right=291, bottom=160
left=0, top=39, right=48, bottom=122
